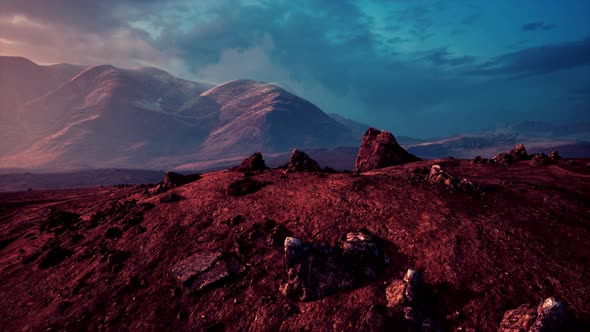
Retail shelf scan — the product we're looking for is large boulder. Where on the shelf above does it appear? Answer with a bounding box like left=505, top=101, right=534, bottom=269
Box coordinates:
left=354, top=128, right=420, bottom=172
left=284, top=149, right=321, bottom=173
left=231, top=152, right=268, bottom=173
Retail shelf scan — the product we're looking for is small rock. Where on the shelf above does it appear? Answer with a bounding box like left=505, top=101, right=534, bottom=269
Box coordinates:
left=284, top=149, right=321, bottom=173
left=171, top=252, right=242, bottom=294
left=499, top=297, right=571, bottom=332
left=473, top=156, right=482, bottom=164
left=531, top=297, right=568, bottom=332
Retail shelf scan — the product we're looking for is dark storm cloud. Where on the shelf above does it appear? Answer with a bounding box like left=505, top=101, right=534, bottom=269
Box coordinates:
left=522, top=21, right=556, bottom=32
left=472, top=37, right=590, bottom=77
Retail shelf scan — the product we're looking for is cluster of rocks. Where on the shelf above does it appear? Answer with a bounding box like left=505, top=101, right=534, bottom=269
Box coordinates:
left=426, top=165, right=479, bottom=193
left=171, top=251, right=244, bottom=294
left=499, top=297, right=571, bottom=332
left=476, top=144, right=564, bottom=167
left=491, top=144, right=529, bottom=166
left=385, top=269, right=441, bottom=331
left=279, top=231, right=387, bottom=301
left=354, top=128, right=420, bottom=172
left=529, top=151, right=562, bottom=167
left=154, top=171, right=201, bottom=194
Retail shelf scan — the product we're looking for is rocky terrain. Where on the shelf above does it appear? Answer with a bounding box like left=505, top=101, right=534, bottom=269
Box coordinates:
left=1, top=136, right=589, bottom=331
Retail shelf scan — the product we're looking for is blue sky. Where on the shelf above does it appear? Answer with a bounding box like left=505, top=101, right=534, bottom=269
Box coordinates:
left=0, top=0, right=589, bottom=137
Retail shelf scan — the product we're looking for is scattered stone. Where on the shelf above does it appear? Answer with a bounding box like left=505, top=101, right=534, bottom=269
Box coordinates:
left=280, top=231, right=386, bottom=301
left=473, top=156, right=482, bottom=164
left=38, top=246, right=73, bottom=269
left=427, top=165, right=479, bottom=193
left=284, top=149, right=321, bottom=173
left=499, top=297, right=571, bottom=332
left=354, top=128, right=420, bottom=172
left=227, top=178, right=267, bottom=196
left=105, top=227, right=123, bottom=239
left=159, top=192, right=183, bottom=203
left=231, top=152, right=268, bottom=173
left=171, top=252, right=243, bottom=294
left=492, top=144, right=529, bottom=165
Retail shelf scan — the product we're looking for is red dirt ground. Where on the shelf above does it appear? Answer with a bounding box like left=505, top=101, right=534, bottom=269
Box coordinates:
left=0, top=160, right=589, bottom=331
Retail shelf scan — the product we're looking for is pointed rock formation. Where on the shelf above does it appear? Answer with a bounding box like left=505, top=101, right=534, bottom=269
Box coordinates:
left=284, top=149, right=321, bottom=173
left=354, top=128, right=420, bottom=172
left=231, top=152, right=268, bottom=173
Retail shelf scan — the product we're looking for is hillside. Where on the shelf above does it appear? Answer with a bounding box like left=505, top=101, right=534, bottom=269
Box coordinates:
left=0, top=158, right=588, bottom=330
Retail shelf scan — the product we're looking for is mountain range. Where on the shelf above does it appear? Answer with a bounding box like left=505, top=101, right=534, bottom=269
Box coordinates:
left=0, top=56, right=588, bottom=173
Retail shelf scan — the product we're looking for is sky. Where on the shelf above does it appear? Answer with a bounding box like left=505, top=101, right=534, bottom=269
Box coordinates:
left=0, top=0, right=589, bottom=137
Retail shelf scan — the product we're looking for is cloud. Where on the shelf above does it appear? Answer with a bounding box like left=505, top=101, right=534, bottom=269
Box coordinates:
left=522, top=21, right=556, bottom=32
left=422, top=48, right=476, bottom=67
left=470, top=37, right=590, bottom=77
left=0, top=0, right=588, bottom=137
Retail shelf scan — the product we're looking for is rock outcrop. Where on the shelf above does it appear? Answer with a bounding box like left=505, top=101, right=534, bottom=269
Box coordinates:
left=354, top=128, right=420, bottom=172
left=492, top=144, right=529, bottom=165
left=231, top=152, right=268, bottom=173
left=280, top=231, right=386, bottom=301
left=284, top=149, right=321, bottom=173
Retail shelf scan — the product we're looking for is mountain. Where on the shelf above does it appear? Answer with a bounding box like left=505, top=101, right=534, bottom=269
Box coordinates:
left=0, top=58, right=357, bottom=171
left=178, top=80, right=357, bottom=159
left=0, top=57, right=87, bottom=155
